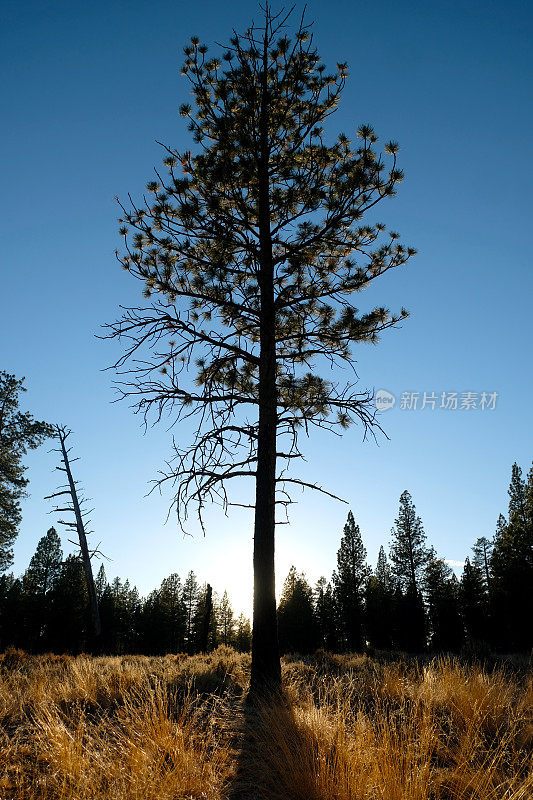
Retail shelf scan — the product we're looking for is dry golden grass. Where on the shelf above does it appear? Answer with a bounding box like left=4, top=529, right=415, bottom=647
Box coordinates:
left=0, top=647, right=531, bottom=799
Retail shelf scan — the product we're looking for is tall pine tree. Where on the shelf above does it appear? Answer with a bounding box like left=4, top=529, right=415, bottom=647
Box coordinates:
left=389, top=491, right=430, bottom=592
left=107, top=6, right=415, bottom=691
left=21, top=527, right=63, bottom=649
left=333, top=511, right=370, bottom=651
left=389, top=491, right=430, bottom=651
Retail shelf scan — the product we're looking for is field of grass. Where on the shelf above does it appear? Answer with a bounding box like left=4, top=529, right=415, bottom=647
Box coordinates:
left=0, top=646, right=532, bottom=799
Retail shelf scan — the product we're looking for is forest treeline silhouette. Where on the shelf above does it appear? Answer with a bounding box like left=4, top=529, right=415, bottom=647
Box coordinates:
left=1, top=461, right=531, bottom=656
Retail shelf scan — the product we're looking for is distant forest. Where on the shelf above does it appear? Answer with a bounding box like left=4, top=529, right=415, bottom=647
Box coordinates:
left=1, top=461, right=531, bottom=656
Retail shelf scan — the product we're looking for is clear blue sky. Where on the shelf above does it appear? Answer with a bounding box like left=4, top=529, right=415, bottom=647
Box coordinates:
left=2, top=0, right=532, bottom=615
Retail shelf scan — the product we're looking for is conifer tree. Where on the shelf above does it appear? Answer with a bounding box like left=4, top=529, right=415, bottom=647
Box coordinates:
left=390, top=583, right=405, bottom=651
left=24, top=527, right=63, bottom=598
left=218, top=589, right=235, bottom=646
left=0, top=372, right=53, bottom=571
left=365, top=546, right=393, bottom=649
left=459, top=557, right=488, bottom=646
left=314, top=576, right=338, bottom=651
left=139, top=588, right=166, bottom=654
left=48, top=555, right=89, bottom=653
left=333, top=511, right=370, bottom=651
left=491, top=463, right=533, bottom=651
left=507, top=463, right=528, bottom=525
left=194, top=583, right=219, bottom=651
left=107, top=7, right=415, bottom=690
left=490, top=513, right=507, bottom=622
left=182, top=570, right=199, bottom=652
left=196, top=582, right=214, bottom=652
left=137, top=574, right=186, bottom=654
left=95, top=564, right=108, bottom=601
left=472, top=536, right=493, bottom=589
left=389, top=491, right=431, bottom=592
left=22, top=527, right=63, bottom=649
left=158, top=573, right=186, bottom=653
left=235, top=612, right=252, bottom=652
left=277, top=566, right=318, bottom=653
left=424, top=557, right=463, bottom=652
left=375, top=544, right=392, bottom=589
left=0, top=573, right=23, bottom=649
left=118, top=579, right=142, bottom=652
left=98, top=582, right=116, bottom=652
left=389, top=491, right=430, bottom=651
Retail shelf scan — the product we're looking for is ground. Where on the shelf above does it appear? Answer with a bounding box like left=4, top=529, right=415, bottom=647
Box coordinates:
left=0, top=646, right=532, bottom=799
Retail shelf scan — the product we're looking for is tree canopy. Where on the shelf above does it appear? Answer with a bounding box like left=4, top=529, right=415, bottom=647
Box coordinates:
left=108, top=10, right=414, bottom=524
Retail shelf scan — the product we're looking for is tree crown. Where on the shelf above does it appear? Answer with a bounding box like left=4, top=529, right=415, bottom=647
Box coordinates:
left=107, top=7, right=415, bottom=527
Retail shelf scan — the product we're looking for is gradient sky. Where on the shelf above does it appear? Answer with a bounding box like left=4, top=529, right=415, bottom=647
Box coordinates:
left=2, top=0, right=532, bottom=616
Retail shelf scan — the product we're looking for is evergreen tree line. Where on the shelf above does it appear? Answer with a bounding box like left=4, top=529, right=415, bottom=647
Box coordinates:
left=1, top=460, right=531, bottom=656
left=278, top=461, right=533, bottom=655
left=0, top=534, right=251, bottom=655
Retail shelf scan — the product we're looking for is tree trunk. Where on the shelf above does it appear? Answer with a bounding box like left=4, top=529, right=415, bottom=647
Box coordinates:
left=249, top=33, right=281, bottom=695
left=57, top=428, right=102, bottom=642
left=250, top=354, right=280, bottom=692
